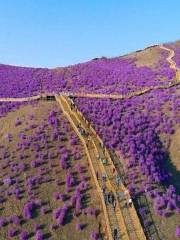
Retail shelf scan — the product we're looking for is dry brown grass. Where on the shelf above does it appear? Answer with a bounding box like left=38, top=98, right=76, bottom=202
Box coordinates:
left=124, top=46, right=162, bottom=68
left=0, top=101, right=103, bottom=240
left=169, top=129, right=180, bottom=171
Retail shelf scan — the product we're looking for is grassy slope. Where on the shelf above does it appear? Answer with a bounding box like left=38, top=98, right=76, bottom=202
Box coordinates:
left=0, top=101, right=103, bottom=240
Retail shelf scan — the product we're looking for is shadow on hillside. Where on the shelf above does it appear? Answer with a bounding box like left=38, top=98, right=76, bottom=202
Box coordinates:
left=155, top=134, right=180, bottom=194
left=110, top=147, right=179, bottom=240
left=163, top=154, right=180, bottom=194
left=134, top=192, right=166, bottom=240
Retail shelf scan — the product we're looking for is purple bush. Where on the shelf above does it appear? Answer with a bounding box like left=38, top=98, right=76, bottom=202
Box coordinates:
left=175, top=225, right=180, bottom=238
left=65, top=171, right=75, bottom=187
left=22, top=200, right=41, bottom=219
left=76, top=222, right=83, bottom=231
left=8, top=227, right=16, bottom=237
left=90, top=231, right=98, bottom=240
left=60, top=156, right=68, bottom=170
left=10, top=215, right=20, bottom=225
left=0, top=217, right=6, bottom=227
left=35, top=230, right=43, bottom=240
left=34, top=223, right=41, bottom=231
left=53, top=205, right=68, bottom=226
left=15, top=118, right=22, bottom=126
left=23, top=204, right=33, bottom=219
left=3, top=177, right=12, bottom=186
left=40, top=207, right=47, bottom=215
left=19, top=230, right=29, bottom=240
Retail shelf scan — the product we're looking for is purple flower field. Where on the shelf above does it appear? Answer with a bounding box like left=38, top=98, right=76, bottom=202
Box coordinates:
left=0, top=41, right=179, bottom=239
left=0, top=101, right=101, bottom=239
left=74, top=84, right=180, bottom=239
left=0, top=43, right=177, bottom=98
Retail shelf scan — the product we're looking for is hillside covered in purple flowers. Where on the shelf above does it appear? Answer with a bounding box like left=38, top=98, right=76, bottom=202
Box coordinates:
left=0, top=41, right=180, bottom=240
left=0, top=41, right=179, bottom=98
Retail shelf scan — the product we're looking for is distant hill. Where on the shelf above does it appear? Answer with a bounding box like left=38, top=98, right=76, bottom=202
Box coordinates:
left=0, top=40, right=179, bottom=98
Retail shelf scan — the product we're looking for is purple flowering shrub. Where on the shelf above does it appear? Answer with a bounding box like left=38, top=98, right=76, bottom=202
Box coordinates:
left=76, top=222, right=83, bottom=231
left=8, top=227, right=16, bottom=237
left=35, top=230, right=43, bottom=240
left=19, top=230, right=29, bottom=240
left=90, top=231, right=99, bottom=240
left=176, top=225, right=180, bottom=238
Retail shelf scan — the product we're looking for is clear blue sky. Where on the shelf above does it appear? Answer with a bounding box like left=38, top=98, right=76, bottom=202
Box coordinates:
left=0, top=0, right=179, bottom=68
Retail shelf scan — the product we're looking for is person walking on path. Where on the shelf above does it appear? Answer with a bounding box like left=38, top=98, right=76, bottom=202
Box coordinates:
left=111, top=192, right=115, bottom=205
left=113, top=228, right=118, bottom=240
left=98, top=221, right=103, bottom=240
left=115, top=174, right=121, bottom=186
left=112, top=198, right=116, bottom=211
left=102, top=172, right=107, bottom=183
left=108, top=191, right=112, bottom=204
left=77, top=123, right=81, bottom=129
left=102, top=158, right=108, bottom=165
left=128, top=198, right=132, bottom=207
left=96, top=171, right=99, bottom=180
left=112, top=167, right=116, bottom=175
left=99, top=142, right=104, bottom=149
left=96, top=153, right=100, bottom=160
left=103, top=190, right=108, bottom=205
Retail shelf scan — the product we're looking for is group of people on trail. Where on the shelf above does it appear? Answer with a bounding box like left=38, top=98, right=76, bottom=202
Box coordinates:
left=115, top=174, right=121, bottom=186
left=77, top=123, right=89, bottom=137
left=70, top=100, right=76, bottom=111
left=102, top=172, right=107, bottom=183
left=113, top=228, right=118, bottom=240
left=103, top=189, right=117, bottom=211
left=99, top=141, right=106, bottom=154
left=69, top=99, right=131, bottom=240
left=99, top=142, right=104, bottom=149
left=96, top=153, right=108, bottom=165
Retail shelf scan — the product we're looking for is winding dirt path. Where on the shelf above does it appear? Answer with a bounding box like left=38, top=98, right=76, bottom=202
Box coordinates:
left=0, top=76, right=179, bottom=103
left=160, top=44, right=177, bottom=70
left=160, top=44, right=180, bottom=80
